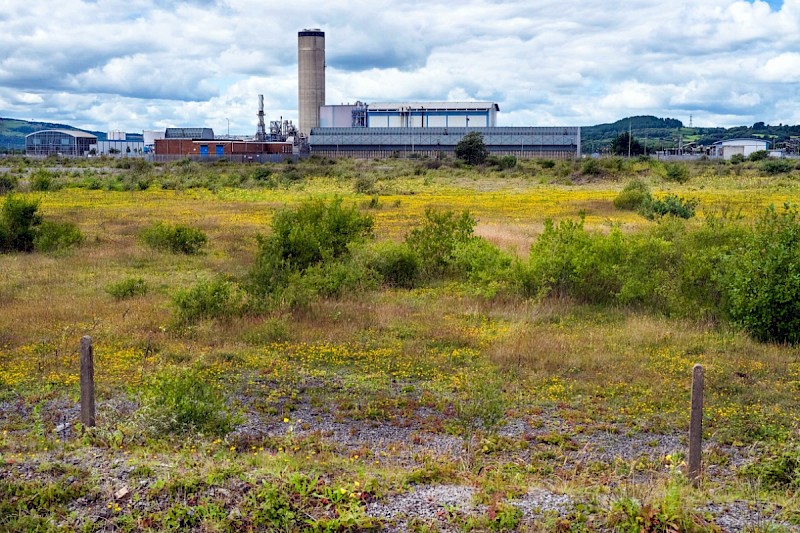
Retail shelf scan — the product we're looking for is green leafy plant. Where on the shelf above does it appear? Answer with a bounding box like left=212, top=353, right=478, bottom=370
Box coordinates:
left=173, top=277, right=244, bottom=323
left=140, top=367, right=236, bottom=436
left=721, top=204, right=800, bottom=344
left=748, top=149, right=769, bottom=162
left=106, top=277, right=148, bottom=300
left=0, top=194, right=41, bottom=252
left=613, top=179, right=651, bottom=211
left=405, top=208, right=476, bottom=279
left=366, top=241, right=420, bottom=288
left=641, top=194, right=698, bottom=220
left=140, top=222, right=207, bottom=254
left=33, top=220, right=83, bottom=252
left=760, top=158, right=793, bottom=175
left=249, top=197, right=373, bottom=297
left=663, top=162, right=690, bottom=183
left=0, top=174, right=17, bottom=194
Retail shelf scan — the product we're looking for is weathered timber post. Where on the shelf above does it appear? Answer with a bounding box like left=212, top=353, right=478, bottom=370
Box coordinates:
left=688, top=364, right=704, bottom=488
left=80, top=336, right=96, bottom=428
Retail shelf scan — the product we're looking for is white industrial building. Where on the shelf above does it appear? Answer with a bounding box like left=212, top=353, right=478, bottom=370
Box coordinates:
left=90, top=131, right=144, bottom=157
left=320, top=102, right=499, bottom=129
left=710, top=138, right=769, bottom=160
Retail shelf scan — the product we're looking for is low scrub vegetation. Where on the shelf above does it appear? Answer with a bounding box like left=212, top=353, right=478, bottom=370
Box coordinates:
left=140, top=221, right=207, bottom=254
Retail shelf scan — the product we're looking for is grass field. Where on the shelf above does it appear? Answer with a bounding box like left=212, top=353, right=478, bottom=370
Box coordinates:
left=1, top=155, right=800, bottom=531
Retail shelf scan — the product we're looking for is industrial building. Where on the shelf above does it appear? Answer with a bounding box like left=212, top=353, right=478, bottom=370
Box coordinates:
left=153, top=138, right=292, bottom=162
left=710, top=138, right=769, bottom=160
left=320, top=102, right=499, bottom=129
left=90, top=131, right=144, bottom=157
left=25, top=130, right=97, bottom=157
left=309, top=126, right=580, bottom=159
left=300, top=29, right=579, bottom=159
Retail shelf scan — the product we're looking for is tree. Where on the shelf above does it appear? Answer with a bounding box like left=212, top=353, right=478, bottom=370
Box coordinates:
left=455, top=132, right=489, bottom=165
left=610, top=132, right=644, bottom=156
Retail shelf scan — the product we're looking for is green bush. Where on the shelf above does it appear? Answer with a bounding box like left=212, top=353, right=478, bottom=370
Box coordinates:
left=30, top=170, right=57, bottom=192
left=721, top=204, right=800, bottom=344
left=525, top=218, right=674, bottom=307
left=366, top=241, right=420, bottom=288
left=405, top=208, right=476, bottom=279
left=252, top=166, right=273, bottom=182
left=641, top=194, right=698, bottom=220
left=539, top=159, right=556, bottom=169
left=663, top=162, right=689, bottom=183
left=748, top=150, right=769, bottom=162
left=33, top=220, right=83, bottom=252
left=173, top=277, right=243, bottom=323
left=730, top=153, right=745, bottom=164
left=760, top=158, right=793, bottom=175
left=581, top=158, right=603, bottom=176
left=613, top=179, right=651, bottom=210
left=0, top=195, right=41, bottom=252
left=0, top=174, right=17, bottom=194
left=353, top=174, right=377, bottom=194
left=141, top=368, right=236, bottom=436
left=249, top=198, right=373, bottom=297
left=450, top=237, right=514, bottom=294
left=140, top=222, right=208, bottom=254
left=106, top=278, right=148, bottom=300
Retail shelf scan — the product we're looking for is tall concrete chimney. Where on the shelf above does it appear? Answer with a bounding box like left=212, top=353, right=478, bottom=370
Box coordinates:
left=298, top=29, right=325, bottom=137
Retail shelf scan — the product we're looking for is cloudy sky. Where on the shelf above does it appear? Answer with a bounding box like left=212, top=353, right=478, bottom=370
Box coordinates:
left=0, top=0, right=797, bottom=134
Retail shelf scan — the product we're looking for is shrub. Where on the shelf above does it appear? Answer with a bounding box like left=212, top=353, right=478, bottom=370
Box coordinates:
left=33, top=220, right=83, bottom=252
left=499, top=155, right=517, bottom=169
left=613, top=179, right=651, bottom=210
left=525, top=218, right=674, bottom=307
left=30, top=170, right=57, bottom=191
left=106, top=278, right=148, bottom=300
left=760, top=158, right=793, bottom=175
left=353, top=174, right=377, bottom=194
left=450, top=237, right=514, bottom=295
left=252, top=166, right=273, bottom=181
left=366, top=241, right=420, bottom=288
left=141, top=368, right=236, bottom=436
left=730, top=153, right=745, bottom=164
left=405, top=208, right=476, bottom=279
left=140, top=222, right=207, bottom=254
left=663, top=162, right=690, bottom=183
left=748, top=150, right=769, bottom=162
left=721, top=204, right=800, bottom=344
left=249, top=197, right=373, bottom=297
left=641, top=194, right=698, bottom=220
left=539, top=159, right=556, bottom=169
left=173, top=277, right=243, bottom=323
left=581, top=158, right=602, bottom=176
left=0, top=195, right=41, bottom=252
left=0, top=174, right=17, bottom=194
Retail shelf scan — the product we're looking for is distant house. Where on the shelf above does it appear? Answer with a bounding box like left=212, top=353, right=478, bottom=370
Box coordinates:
left=710, top=138, right=768, bottom=160
left=25, top=129, right=97, bottom=157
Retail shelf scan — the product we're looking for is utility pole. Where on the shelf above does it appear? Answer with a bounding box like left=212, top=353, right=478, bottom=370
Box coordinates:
left=628, top=118, right=632, bottom=158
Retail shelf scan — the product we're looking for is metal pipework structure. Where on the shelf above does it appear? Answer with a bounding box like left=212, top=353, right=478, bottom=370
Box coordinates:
left=298, top=28, right=325, bottom=137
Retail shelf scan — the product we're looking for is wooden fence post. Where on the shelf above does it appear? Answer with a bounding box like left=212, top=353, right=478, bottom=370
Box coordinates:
left=80, top=335, right=95, bottom=428
left=688, top=363, right=704, bottom=487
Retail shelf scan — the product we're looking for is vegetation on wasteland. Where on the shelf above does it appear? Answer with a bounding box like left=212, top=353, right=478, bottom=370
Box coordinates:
left=2, top=153, right=800, bottom=531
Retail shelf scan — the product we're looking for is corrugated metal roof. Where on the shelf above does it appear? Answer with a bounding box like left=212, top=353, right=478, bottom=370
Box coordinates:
left=368, top=102, right=500, bottom=112
left=25, top=129, right=97, bottom=139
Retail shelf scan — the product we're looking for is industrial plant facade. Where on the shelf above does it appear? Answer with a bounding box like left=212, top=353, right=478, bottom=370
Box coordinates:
left=25, top=130, right=97, bottom=157
left=319, top=102, right=499, bottom=129
left=308, top=126, right=581, bottom=159
left=153, top=138, right=292, bottom=162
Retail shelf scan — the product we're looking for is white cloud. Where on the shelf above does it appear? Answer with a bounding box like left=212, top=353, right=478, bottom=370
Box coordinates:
left=0, top=0, right=798, bottom=132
